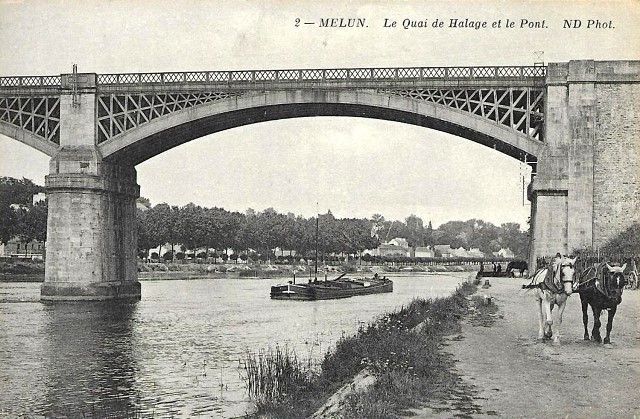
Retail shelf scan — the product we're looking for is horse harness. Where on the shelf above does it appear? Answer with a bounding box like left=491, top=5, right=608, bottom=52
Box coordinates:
left=524, top=263, right=574, bottom=295
left=575, top=263, right=623, bottom=299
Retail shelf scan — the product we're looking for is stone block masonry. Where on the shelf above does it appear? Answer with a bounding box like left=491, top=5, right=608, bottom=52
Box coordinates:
left=42, top=148, right=141, bottom=301
left=530, top=60, right=640, bottom=267
left=594, top=82, right=640, bottom=247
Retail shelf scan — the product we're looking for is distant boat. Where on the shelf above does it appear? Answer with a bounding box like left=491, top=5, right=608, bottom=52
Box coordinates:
left=271, top=212, right=393, bottom=300
left=270, top=273, right=393, bottom=300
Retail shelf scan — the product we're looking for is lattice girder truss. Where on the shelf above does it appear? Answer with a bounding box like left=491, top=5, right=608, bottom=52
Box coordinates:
left=96, top=92, right=244, bottom=143
left=0, top=86, right=545, bottom=148
left=386, top=87, right=545, bottom=141
left=0, top=96, right=60, bottom=144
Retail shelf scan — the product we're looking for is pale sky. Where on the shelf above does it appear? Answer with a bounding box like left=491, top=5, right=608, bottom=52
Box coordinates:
left=1, top=0, right=638, bottom=228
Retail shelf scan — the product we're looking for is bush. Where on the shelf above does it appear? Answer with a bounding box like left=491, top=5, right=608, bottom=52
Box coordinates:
left=601, top=222, right=640, bottom=255
left=162, top=251, right=173, bottom=261
left=175, top=252, right=185, bottom=260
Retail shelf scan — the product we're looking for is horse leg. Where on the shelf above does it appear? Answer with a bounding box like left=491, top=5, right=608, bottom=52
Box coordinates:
left=552, top=299, right=567, bottom=345
left=581, top=297, right=590, bottom=340
left=536, top=296, right=546, bottom=340
left=544, top=298, right=554, bottom=340
left=591, top=306, right=602, bottom=343
left=604, top=306, right=617, bottom=344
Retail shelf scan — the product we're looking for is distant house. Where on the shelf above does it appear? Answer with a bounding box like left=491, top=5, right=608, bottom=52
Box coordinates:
left=493, top=248, right=515, bottom=258
left=0, top=238, right=45, bottom=259
left=413, top=246, right=435, bottom=258
left=433, top=245, right=454, bottom=258
left=387, top=238, right=409, bottom=247
left=367, top=237, right=410, bottom=257
left=467, top=248, right=485, bottom=258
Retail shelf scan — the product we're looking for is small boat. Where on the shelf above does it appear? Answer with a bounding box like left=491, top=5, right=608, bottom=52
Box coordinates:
left=270, top=273, right=393, bottom=300
left=476, top=271, right=512, bottom=278
left=475, top=263, right=514, bottom=278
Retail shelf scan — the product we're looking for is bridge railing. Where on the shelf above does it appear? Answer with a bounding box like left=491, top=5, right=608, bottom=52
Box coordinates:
left=96, top=66, right=546, bottom=86
left=0, top=66, right=546, bottom=88
left=0, top=75, right=61, bottom=87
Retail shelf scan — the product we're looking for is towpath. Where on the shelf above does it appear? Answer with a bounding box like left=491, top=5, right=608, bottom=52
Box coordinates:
left=409, top=277, right=640, bottom=418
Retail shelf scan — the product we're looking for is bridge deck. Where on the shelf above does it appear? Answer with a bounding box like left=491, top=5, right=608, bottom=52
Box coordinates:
left=0, top=66, right=546, bottom=93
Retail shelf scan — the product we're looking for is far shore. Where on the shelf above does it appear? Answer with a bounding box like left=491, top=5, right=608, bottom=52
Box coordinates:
left=0, top=260, right=480, bottom=282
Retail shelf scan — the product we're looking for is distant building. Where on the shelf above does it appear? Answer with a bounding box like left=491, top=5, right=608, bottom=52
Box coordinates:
left=387, top=238, right=409, bottom=247
left=433, top=244, right=454, bottom=258
left=493, top=248, right=515, bottom=258
left=32, top=193, right=46, bottom=205
left=0, top=238, right=45, bottom=259
left=412, top=246, right=435, bottom=258
left=467, top=248, right=485, bottom=258
left=367, top=237, right=410, bottom=257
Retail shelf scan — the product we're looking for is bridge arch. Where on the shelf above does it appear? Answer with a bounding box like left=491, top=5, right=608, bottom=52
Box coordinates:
left=98, top=90, right=544, bottom=166
left=0, top=121, right=59, bottom=157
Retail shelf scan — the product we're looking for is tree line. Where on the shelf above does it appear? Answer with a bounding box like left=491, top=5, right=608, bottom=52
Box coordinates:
left=0, top=176, right=531, bottom=259
left=138, top=205, right=530, bottom=260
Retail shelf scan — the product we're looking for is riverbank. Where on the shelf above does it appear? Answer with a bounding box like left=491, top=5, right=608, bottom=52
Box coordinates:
left=241, top=277, right=483, bottom=418
left=0, top=260, right=479, bottom=282
left=407, top=277, right=640, bottom=418
left=244, top=276, right=640, bottom=418
left=0, top=260, right=45, bottom=281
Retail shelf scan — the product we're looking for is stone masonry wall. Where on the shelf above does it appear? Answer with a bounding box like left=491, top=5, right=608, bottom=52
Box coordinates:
left=594, top=83, right=640, bottom=247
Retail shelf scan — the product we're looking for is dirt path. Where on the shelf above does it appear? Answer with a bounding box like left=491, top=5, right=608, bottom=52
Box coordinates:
left=411, top=277, right=640, bottom=418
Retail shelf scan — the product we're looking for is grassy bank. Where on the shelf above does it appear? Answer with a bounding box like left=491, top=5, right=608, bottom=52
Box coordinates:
left=0, top=260, right=45, bottom=280
left=241, top=280, right=479, bottom=418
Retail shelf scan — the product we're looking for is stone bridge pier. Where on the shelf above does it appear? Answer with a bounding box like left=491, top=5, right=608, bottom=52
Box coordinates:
left=41, top=76, right=141, bottom=301
left=529, top=60, right=640, bottom=267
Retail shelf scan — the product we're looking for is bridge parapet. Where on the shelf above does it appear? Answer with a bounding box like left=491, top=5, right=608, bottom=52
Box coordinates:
left=0, top=66, right=546, bottom=92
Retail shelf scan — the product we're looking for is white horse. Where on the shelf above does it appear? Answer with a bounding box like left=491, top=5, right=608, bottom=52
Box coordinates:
left=523, top=257, right=577, bottom=345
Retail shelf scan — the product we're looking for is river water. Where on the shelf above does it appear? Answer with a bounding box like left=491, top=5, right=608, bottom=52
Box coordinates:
left=0, top=272, right=468, bottom=418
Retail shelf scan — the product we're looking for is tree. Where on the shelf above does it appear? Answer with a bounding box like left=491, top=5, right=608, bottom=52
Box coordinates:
left=0, top=177, right=44, bottom=206
left=0, top=177, right=45, bottom=245
left=405, top=214, right=425, bottom=247
left=15, top=200, right=48, bottom=252
left=0, top=202, right=17, bottom=245
left=136, top=208, right=154, bottom=255
left=600, top=222, right=640, bottom=255
left=498, top=222, right=529, bottom=258
left=424, top=221, right=434, bottom=247
left=177, top=203, right=208, bottom=254
left=143, top=203, right=181, bottom=260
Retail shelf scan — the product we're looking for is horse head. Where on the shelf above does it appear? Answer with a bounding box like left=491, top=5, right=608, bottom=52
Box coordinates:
left=605, top=263, right=627, bottom=304
left=560, top=257, right=577, bottom=295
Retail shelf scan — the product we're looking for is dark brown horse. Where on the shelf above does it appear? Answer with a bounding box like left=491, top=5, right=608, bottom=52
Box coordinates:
left=506, top=260, right=528, bottom=277
left=574, top=262, right=626, bottom=344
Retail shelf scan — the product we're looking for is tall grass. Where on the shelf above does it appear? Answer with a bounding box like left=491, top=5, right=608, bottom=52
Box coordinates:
left=240, top=281, right=477, bottom=418
left=241, top=345, right=318, bottom=414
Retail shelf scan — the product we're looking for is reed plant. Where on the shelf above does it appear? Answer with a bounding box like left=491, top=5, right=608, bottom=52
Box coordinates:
left=241, top=345, right=318, bottom=415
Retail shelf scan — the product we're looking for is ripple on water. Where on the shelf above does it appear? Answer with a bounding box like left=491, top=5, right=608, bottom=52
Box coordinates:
left=0, top=274, right=465, bottom=417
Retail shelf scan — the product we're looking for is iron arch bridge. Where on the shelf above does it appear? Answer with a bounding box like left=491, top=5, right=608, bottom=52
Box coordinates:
left=0, top=65, right=546, bottom=167
left=3, top=60, right=638, bottom=302
left=27, top=63, right=640, bottom=303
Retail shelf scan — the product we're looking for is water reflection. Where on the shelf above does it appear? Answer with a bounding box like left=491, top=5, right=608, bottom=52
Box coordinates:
left=42, top=301, right=140, bottom=418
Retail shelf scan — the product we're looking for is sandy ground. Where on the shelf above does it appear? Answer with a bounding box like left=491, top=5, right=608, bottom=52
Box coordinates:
left=411, top=277, right=640, bottom=418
